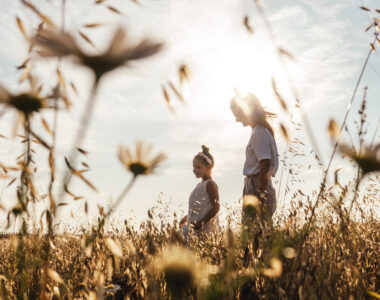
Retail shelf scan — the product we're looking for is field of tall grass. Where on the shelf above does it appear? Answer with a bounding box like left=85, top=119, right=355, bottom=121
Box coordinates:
left=0, top=1, right=379, bottom=299
left=0, top=202, right=379, bottom=299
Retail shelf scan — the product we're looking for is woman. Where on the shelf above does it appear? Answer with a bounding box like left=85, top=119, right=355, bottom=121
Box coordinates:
left=230, top=92, right=279, bottom=223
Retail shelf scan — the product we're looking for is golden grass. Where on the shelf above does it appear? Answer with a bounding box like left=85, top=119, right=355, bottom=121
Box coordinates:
left=0, top=216, right=378, bottom=299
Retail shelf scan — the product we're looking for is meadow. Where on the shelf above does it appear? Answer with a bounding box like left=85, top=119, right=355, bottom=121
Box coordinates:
left=0, top=201, right=379, bottom=299
left=0, top=1, right=380, bottom=299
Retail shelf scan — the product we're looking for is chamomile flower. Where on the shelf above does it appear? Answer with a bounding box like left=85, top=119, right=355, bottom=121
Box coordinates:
left=118, top=141, right=166, bottom=177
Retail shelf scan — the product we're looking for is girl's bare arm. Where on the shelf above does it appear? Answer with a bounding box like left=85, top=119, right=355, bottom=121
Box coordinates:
left=180, top=215, right=188, bottom=226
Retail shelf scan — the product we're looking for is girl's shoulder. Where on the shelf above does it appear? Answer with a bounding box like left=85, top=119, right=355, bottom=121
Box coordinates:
left=205, top=179, right=218, bottom=190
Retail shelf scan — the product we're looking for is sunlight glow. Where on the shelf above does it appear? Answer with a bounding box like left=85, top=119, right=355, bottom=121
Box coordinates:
left=202, top=38, right=283, bottom=120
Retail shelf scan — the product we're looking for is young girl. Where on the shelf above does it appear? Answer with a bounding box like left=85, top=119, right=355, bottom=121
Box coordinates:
left=180, top=145, right=220, bottom=241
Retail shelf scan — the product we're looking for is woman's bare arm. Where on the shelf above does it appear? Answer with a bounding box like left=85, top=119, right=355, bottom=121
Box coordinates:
left=258, top=159, right=270, bottom=193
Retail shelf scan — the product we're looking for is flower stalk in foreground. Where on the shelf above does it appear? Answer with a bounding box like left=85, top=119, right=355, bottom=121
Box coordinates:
left=107, top=142, right=166, bottom=216
left=34, top=27, right=163, bottom=209
left=0, top=81, right=54, bottom=225
left=0, top=83, right=46, bottom=117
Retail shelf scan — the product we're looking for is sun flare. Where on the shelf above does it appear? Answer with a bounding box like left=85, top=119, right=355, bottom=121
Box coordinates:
left=201, top=38, right=283, bottom=120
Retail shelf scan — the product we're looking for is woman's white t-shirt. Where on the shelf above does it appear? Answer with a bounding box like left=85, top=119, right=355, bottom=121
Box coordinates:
left=243, top=125, right=279, bottom=176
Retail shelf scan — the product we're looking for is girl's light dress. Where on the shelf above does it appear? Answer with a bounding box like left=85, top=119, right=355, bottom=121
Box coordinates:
left=182, top=179, right=219, bottom=241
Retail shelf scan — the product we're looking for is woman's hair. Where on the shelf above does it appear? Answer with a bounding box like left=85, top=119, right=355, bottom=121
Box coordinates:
left=230, top=92, right=276, bottom=136
left=194, top=145, right=214, bottom=167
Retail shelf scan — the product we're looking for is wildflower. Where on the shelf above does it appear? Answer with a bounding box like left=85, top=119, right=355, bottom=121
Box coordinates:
left=340, top=143, right=380, bottom=176
left=243, top=195, right=260, bottom=208
left=152, top=245, right=199, bottom=298
left=34, top=27, right=163, bottom=81
left=104, top=284, right=121, bottom=294
left=118, top=141, right=166, bottom=177
left=242, top=194, right=260, bottom=217
left=0, top=84, right=45, bottom=115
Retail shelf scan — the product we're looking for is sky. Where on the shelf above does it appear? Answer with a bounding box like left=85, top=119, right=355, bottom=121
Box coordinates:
left=0, top=0, right=379, bottom=229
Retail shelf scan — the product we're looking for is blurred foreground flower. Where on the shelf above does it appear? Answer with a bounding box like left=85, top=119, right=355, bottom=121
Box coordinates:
left=36, top=27, right=162, bottom=208
left=152, top=245, right=200, bottom=298
left=34, top=27, right=163, bottom=81
left=242, top=194, right=260, bottom=218
left=243, top=194, right=260, bottom=209
left=118, top=141, right=166, bottom=177
left=340, top=143, right=380, bottom=176
left=107, top=142, right=166, bottom=215
left=0, top=84, right=45, bottom=116
left=104, top=284, right=121, bottom=294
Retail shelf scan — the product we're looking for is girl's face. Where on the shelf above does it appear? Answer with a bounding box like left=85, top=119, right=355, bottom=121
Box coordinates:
left=193, top=158, right=211, bottom=179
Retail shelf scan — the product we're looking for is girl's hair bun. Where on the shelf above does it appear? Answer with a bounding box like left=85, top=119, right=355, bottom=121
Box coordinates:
left=201, top=145, right=210, bottom=154
left=194, top=145, right=214, bottom=167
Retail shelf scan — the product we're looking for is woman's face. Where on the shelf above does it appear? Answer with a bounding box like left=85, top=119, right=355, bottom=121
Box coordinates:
left=233, top=108, right=251, bottom=127
left=193, top=158, right=211, bottom=178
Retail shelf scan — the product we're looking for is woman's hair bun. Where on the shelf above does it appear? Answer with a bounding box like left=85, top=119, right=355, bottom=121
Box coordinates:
left=201, top=145, right=210, bottom=154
